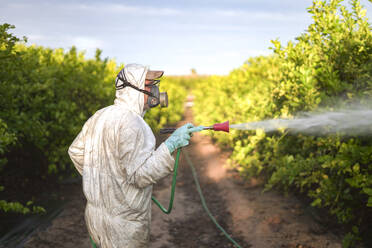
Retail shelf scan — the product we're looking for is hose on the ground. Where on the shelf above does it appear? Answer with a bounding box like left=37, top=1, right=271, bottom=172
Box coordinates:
left=152, top=147, right=242, bottom=248
left=183, top=148, right=242, bottom=248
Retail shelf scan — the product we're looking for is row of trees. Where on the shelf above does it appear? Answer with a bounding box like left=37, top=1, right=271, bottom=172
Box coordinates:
left=0, top=24, right=187, bottom=214
left=193, top=0, right=371, bottom=246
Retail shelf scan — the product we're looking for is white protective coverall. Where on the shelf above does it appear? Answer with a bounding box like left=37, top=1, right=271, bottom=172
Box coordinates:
left=68, top=64, right=175, bottom=248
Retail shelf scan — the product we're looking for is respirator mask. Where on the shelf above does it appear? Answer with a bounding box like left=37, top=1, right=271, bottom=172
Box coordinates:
left=116, top=73, right=168, bottom=108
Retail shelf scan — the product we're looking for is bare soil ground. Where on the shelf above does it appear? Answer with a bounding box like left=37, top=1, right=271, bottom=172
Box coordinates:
left=23, top=107, right=342, bottom=248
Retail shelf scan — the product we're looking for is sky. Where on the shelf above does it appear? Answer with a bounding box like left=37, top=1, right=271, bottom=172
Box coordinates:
left=1, top=0, right=371, bottom=75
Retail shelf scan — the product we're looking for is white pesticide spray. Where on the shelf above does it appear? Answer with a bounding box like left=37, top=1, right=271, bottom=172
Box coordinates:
left=230, top=109, right=372, bottom=136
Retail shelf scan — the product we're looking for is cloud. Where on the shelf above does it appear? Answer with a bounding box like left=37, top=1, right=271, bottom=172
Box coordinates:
left=73, top=36, right=104, bottom=50
left=31, top=2, right=184, bottom=17
left=96, top=4, right=182, bottom=16
left=215, top=9, right=307, bottom=21
left=27, top=34, right=46, bottom=41
left=221, top=49, right=272, bottom=57
left=5, top=1, right=305, bottom=21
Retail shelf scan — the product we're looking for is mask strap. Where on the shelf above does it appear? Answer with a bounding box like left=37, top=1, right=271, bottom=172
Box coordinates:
left=116, top=75, right=155, bottom=97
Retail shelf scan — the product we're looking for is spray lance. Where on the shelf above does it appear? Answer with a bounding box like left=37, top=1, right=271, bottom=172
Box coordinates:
left=152, top=120, right=242, bottom=248
left=159, top=120, right=230, bottom=134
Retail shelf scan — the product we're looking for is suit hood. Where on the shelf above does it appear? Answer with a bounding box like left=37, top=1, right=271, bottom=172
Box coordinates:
left=114, top=64, right=149, bottom=117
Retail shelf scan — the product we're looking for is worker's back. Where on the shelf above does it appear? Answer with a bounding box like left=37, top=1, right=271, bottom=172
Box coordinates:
left=71, top=104, right=156, bottom=248
left=68, top=64, right=178, bottom=248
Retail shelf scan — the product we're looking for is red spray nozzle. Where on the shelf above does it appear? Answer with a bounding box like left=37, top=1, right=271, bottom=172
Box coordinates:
left=203, top=120, right=229, bottom=133
left=212, top=121, right=229, bottom=132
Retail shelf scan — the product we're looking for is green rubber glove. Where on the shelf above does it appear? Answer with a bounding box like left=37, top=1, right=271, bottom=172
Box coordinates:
left=164, top=123, right=204, bottom=153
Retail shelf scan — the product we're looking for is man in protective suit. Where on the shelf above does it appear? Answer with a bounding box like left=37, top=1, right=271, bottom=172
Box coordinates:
left=68, top=63, right=202, bottom=248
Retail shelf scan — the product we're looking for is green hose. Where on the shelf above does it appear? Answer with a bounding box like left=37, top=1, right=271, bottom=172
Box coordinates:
left=183, top=149, right=242, bottom=248
left=152, top=147, right=242, bottom=248
left=151, top=148, right=181, bottom=214
left=90, top=236, right=97, bottom=248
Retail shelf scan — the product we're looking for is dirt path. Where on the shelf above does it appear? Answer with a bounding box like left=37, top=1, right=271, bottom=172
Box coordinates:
left=24, top=106, right=342, bottom=248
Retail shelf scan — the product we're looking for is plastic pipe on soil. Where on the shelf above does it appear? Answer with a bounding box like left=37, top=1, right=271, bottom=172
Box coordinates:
left=151, top=147, right=242, bottom=248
